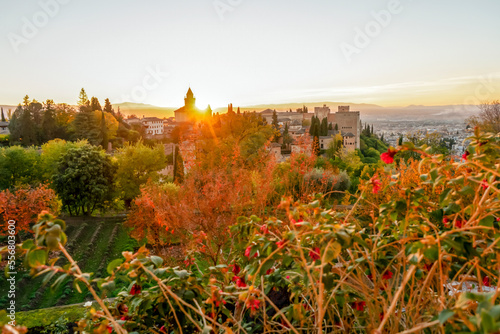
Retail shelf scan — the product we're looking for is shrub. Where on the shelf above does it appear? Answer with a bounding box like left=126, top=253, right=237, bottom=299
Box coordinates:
left=9, top=129, right=500, bottom=333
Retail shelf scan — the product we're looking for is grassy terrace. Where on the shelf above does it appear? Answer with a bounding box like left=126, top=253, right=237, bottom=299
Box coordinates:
left=0, top=216, right=137, bottom=313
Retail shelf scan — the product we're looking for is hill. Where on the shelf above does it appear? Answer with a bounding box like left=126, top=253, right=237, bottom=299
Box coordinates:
left=115, top=102, right=176, bottom=119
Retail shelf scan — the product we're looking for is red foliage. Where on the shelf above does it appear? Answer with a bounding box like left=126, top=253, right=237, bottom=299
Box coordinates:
left=370, top=176, right=382, bottom=194
left=0, top=184, right=59, bottom=236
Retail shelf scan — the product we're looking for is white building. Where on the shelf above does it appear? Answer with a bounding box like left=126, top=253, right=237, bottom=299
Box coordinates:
left=142, top=117, right=164, bottom=135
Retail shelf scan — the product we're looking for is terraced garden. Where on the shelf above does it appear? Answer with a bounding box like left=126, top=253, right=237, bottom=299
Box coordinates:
left=0, top=216, right=137, bottom=312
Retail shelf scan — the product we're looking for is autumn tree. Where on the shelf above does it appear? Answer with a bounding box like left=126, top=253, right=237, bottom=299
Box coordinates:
left=0, top=184, right=59, bottom=237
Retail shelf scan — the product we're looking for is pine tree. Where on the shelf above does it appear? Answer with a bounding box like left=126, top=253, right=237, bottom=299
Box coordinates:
left=371, top=124, right=374, bottom=136
left=19, top=101, right=37, bottom=145
left=328, top=123, right=333, bottom=131
left=237, top=107, right=241, bottom=115
left=1, top=108, right=5, bottom=122
left=90, top=97, right=102, bottom=111
left=78, top=88, right=89, bottom=107
left=103, top=98, right=114, bottom=114
left=335, top=123, right=339, bottom=131
left=398, top=136, right=403, bottom=146
left=42, top=100, right=58, bottom=142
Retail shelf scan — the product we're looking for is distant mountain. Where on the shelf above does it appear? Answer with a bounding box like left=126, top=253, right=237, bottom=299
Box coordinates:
left=2, top=100, right=473, bottom=122
left=115, top=102, right=176, bottom=119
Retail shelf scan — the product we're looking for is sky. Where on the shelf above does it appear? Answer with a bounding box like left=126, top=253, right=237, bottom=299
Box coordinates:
left=1, top=0, right=499, bottom=109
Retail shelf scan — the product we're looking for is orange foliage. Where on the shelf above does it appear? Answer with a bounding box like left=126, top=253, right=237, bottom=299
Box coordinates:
left=0, top=184, right=60, bottom=236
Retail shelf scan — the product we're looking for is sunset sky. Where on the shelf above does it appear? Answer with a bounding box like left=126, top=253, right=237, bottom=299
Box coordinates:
left=1, top=0, right=499, bottom=109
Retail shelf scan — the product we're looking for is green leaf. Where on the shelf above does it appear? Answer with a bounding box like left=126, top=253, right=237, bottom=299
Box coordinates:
left=324, top=242, right=341, bottom=263
left=22, top=239, right=35, bottom=250
left=423, top=246, right=439, bottom=261
left=439, top=188, right=452, bottom=205
left=28, top=249, right=47, bottom=267
left=438, top=309, right=455, bottom=324
left=174, top=270, right=190, bottom=279
left=430, top=168, right=438, bottom=182
left=260, top=259, right=274, bottom=275
left=479, top=216, right=495, bottom=227
left=480, top=309, right=495, bottom=332
left=107, top=259, right=124, bottom=275
left=150, top=256, right=163, bottom=267
left=459, top=186, right=475, bottom=196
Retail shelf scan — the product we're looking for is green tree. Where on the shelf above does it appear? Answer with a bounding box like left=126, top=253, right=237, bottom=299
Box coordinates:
left=53, top=144, right=116, bottom=216
left=0, top=146, right=42, bottom=190
left=72, top=109, right=102, bottom=145
left=115, top=142, right=167, bottom=207
left=173, top=146, right=184, bottom=184
left=271, top=110, right=281, bottom=142
left=41, top=99, right=58, bottom=142
left=320, top=117, right=328, bottom=136
left=282, top=123, right=292, bottom=149
left=40, top=139, right=88, bottom=181
left=100, top=111, right=108, bottom=149
left=1, top=108, right=5, bottom=122
left=326, top=133, right=343, bottom=159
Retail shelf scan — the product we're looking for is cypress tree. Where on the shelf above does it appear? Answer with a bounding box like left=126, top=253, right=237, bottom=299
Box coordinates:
left=1, top=108, right=5, bottom=122
left=100, top=111, right=108, bottom=149
left=173, top=146, right=184, bottom=184
left=321, top=117, right=328, bottom=136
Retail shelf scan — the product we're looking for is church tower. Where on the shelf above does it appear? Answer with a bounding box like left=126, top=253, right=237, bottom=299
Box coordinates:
left=185, top=87, right=196, bottom=110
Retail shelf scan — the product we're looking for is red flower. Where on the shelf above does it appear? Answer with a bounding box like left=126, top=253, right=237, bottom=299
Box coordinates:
left=159, top=326, right=167, bottom=333
left=352, top=301, right=366, bottom=311
left=380, top=148, right=398, bottom=164
left=107, top=326, right=113, bottom=333
left=462, top=151, right=470, bottom=161
left=231, top=263, right=241, bottom=275
left=481, top=179, right=489, bottom=190
left=246, top=299, right=261, bottom=311
left=309, top=247, right=321, bottom=261
left=232, top=275, right=247, bottom=288
left=260, top=225, right=269, bottom=234
left=455, top=220, right=464, bottom=228
left=370, top=176, right=382, bottom=194
left=443, top=217, right=450, bottom=226
left=276, top=240, right=286, bottom=249
left=130, top=283, right=141, bottom=295
left=483, top=276, right=491, bottom=287
left=382, top=271, right=393, bottom=280
left=266, top=268, right=274, bottom=275
left=245, top=246, right=256, bottom=258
